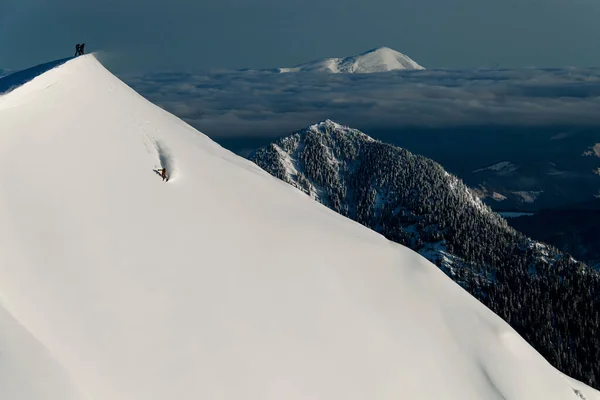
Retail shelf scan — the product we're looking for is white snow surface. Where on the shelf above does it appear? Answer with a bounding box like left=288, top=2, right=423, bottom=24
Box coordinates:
left=0, top=55, right=597, bottom=400
left=280, top=47, right=425, bottom=73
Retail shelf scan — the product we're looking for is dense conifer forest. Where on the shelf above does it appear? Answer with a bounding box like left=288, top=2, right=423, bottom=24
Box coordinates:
left=250, top=120, right=600, bottom=388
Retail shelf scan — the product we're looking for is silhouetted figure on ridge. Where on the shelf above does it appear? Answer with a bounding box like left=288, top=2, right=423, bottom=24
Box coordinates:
left=74, top=43, right=85, bottom=57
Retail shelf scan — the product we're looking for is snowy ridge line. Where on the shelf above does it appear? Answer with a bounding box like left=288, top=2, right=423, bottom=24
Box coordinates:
left=0, top=55, right=598, bottom=399
left=0, top=57, right=73, bottom=95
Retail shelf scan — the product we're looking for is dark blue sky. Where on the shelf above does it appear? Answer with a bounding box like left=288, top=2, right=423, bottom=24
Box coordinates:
left=1, top=0, right=600, bottom=73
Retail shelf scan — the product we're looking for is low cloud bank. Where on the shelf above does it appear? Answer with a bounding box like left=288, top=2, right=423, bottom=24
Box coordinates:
left=124, top=68, right=600, bottom=138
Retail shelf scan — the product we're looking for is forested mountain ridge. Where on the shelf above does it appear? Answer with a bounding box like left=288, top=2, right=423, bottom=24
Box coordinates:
left=250, top=119, right=600, bottom=389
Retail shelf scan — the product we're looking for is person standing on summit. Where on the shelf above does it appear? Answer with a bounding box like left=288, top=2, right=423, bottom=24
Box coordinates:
left=74, top=43, right=85, bottom=57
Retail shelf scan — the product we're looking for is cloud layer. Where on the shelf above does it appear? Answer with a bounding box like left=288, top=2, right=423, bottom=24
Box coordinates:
left=124, top=68, right=600, bottom=138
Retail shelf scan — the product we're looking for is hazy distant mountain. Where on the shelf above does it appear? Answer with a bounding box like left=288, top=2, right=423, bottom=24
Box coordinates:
left=250, top=119, right=600, bottom=389
left=471, top=163, right=600, bottom=211
left=507, top=208, right=600, bottom=270
left=461, top=139, right=600, bottom=212
left=279, top=47, right=425, bottom=73
left=349, top=126, right=600, bottom=213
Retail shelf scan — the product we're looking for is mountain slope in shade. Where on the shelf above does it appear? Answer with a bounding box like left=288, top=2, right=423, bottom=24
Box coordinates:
left=279, top=47, right=425, bottom=73
left=0, top=56, right=598, bottom=400
left=250, top=120, right=600, bottom=390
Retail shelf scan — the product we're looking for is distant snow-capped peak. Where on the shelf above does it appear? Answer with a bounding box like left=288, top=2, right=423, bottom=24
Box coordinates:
left=279, top=47, right=425, bottom=73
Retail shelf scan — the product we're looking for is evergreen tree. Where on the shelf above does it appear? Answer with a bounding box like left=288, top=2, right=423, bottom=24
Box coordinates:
left=250, top=120, right=600, bottom=389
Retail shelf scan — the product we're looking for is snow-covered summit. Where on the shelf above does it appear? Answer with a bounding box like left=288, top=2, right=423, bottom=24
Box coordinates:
left=0, top=56, right=597, bottom=400
left=279, top=47, right=425, bottom=73
left=305, top=119, right=376, bottom=142
left=250, top=121, right=600, bottom=389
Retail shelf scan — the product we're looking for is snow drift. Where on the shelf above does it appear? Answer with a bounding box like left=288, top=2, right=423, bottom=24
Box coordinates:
left=279, top=47, right=425, bottom=73
left=0, top=55, right=597, bottom=400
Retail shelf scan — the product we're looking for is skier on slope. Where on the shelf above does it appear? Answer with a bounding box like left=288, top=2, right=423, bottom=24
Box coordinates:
left=158, top=168, right=168, bottom=182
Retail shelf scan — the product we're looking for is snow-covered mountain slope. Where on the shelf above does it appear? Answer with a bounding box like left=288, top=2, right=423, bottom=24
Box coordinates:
left=279, top=47, right=425, bottom=73
left=0, top=57, right=71, bottom=94
left=248, top=121, right=554, bottom=273
left=0, top=56, right=598, bottom=400
left=249, top=120, right=600, bottom=389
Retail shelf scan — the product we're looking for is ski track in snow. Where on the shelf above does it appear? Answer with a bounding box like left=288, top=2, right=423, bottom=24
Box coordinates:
left=140, top=118, right=178, bottom=182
